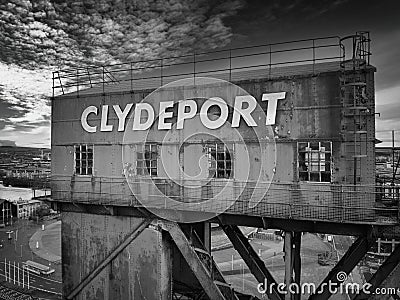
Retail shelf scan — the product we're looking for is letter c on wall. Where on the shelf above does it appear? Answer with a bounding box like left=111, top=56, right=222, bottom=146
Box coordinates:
left=81, top=106, right=98, bottom=133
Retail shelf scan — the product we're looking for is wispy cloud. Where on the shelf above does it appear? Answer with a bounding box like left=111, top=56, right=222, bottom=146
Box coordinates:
left=0, top=0, right=244, bottom=147
left=0, top=0, right=244, bottom=68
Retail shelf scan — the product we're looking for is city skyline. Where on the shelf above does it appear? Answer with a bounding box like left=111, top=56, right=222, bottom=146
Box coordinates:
left=0, top=0, right=399, bottom=148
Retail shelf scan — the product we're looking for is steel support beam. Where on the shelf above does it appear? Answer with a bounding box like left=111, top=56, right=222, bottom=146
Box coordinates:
left=221, top=224, right=284, bottom=300
left=293, top=232, right=302, bottom=300
left=309, top=235, right=373, bottom=300
left=54, top=201, right=400, bottom=239
left=284, top=232, right=293, bottom=300
left=162, top=221, right=227, bottom=300
left=181, top=224, right=240, bottom=300
left=354, top=243, right=400, bottom=300
left=66, top=218, right=152, bottom=300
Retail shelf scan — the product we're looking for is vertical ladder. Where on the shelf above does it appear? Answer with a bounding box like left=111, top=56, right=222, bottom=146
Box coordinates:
left=340, top=32, right=371, bottom=184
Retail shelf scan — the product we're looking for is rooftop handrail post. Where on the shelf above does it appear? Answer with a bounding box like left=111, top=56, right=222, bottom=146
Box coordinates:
left=193, top=51, right=196, bottom=84
left=87, top=67, right=92, bottom=88
left=160, top=58, right=163, bottom=86
left=76, top=69, right=79, bottom=97
left=130, top=62, right=133, bottom=91
left=269, top=44, right=272, bottom=78
left=102, top=66, right=105, bottom=94
left=312, top=39, right=315, bottom=74
left=52, top=72, right=55, bottom=99
left=58, top=71, right=64, bottom=95
left=229, top=49, right=232, bottom=82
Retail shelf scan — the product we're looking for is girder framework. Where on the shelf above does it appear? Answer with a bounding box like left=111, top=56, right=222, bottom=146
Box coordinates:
left=54, top=202, right=400, bottom=300
left=221, top=224, right=283, bottom=300
left=309, top=234, right=374, bottom=300
left=160, top=220, right=235, bottom=300
left=354, top=243, right=400, bottom=300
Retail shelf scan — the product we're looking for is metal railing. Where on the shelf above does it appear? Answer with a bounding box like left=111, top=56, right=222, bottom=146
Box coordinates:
left=51, top=175, right=399, bottom=225
left=52, top=35, right=345, bottom=96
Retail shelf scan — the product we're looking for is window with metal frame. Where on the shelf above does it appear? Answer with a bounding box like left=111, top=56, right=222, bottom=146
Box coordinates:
left=298, top=141, right=332, bottom=182
left=205, top=143, right=233, bottom=179
left=136, top=144, right=158, bottom=176
left=74, top=144, right=93, bottom=175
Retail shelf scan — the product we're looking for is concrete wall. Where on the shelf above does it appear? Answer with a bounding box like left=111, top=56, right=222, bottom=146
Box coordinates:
left=61, top=212, right=171, bottom=299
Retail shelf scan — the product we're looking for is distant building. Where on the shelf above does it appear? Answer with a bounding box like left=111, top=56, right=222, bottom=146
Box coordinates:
left=0, top=198, right=42, bottom=222
left=5, top=163, right=50, bottom=179
left=13, top=199, right=42, bottom=219
left=0, top=199, right=13, bottom=227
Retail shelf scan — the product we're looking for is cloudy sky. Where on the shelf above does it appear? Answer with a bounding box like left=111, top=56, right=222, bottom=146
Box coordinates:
left=0, top=0, right=399, bottom=147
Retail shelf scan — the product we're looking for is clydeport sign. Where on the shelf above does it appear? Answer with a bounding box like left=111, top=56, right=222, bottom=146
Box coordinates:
left=80, top=92, right=286, bottom=133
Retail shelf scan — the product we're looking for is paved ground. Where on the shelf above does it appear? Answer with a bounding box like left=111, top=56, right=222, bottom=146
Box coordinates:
left=29, top=221, right=61, bottom=263
left=213, top=231, right=352, bottom=300
left=0, top=218, right=62, bottom=299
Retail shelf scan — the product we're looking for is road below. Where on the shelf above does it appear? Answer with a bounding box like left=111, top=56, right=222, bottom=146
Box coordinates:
left=0, top=261, right=62, bottom=297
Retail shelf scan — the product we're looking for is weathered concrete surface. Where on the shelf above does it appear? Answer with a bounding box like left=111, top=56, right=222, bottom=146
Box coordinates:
left=62, top=212, right=171, bottom=300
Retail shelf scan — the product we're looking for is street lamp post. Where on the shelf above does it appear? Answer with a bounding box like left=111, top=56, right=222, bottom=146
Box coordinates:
left=1, top=204, right=5, bottom=227
left=17, top=262, right=20, bottom=286
left=241, top=263, right=244, bottom=291
left=4, top=258, right=7, bottom=281
left=6, top=230, right=13, bottom=244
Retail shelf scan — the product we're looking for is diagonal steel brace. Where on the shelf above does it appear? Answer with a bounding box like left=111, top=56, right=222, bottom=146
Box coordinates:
left=309, top=234, right=373, bottom=300
left=66, top=218, right=152, bottom=299
left=161, top=220, right=227, bottom=300
left=354, top=243, right=400, bottom=300
left=221, top=224, right=284, bottom=300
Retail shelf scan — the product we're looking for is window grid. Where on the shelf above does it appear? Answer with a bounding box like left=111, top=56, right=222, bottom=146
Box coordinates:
left=298, top=141, right=332, bottom=182
left=137, top=144, right=158, bottom=176
left=74, top=144, right=93, bottom=175
left=205, top=143, right=233, bottom=179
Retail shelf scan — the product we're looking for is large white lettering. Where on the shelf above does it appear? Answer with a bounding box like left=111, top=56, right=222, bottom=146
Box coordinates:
left=177, top=100, right=197, bottom=130
left=200, top=97, right=229, bottom=130
left=81, top=106, right=98, bottom=133
left=132, top=103, right=154, bottom=131
left=232, top=95, right=257, bottom=127
left=80, top=92, right=285, bottom=133
left=100, top=105, right=113, bottom=132
left=158, top=101, right=174, bottom=130
left=113, top=103, right=133, bottom=132
left=262, top=92, right=286, bottom=125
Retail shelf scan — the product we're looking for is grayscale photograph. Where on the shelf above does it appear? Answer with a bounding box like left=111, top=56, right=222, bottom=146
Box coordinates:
left=0, top=0, right=399, bottom=299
